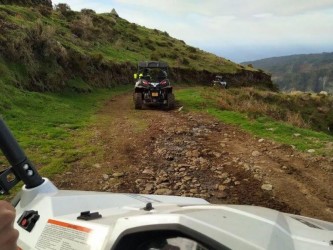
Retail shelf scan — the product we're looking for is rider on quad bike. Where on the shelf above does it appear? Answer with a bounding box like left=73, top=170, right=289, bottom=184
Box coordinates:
left=133, top=61, right=175, bottom=110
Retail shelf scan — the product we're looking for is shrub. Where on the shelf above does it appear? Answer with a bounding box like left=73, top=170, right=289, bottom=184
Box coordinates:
left=189, top=54, right=198, bottom=60
left=150, top=52, right=159, bottom=61
left=70, top=15, right=94, bottom=39
left=145, top=42, right=155, bottom=51
left=186, top=46, right=197, bottom=53
left=167, top=51, right=178, bottom=59
left=156, top=41, right=168, bottom=47
left=37, top=5, right=52, bottom=16
left=182, top=57, right=190, bottom=65
left=55, top=3, right=75, bottom=19
left=81, top=8, right=96, bottom=15
left=55, top=3, right=71, bottom=13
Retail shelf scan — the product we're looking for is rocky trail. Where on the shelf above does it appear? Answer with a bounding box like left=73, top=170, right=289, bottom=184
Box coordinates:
left=54, top=92, right=333, bottom=222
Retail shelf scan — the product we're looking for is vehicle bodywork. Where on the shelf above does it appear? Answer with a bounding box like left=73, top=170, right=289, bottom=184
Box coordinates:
left=212, top=75, right=228, bottom=88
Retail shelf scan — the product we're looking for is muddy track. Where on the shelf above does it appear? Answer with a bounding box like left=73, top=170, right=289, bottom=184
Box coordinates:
left=54, top=92, right=333, bottom=222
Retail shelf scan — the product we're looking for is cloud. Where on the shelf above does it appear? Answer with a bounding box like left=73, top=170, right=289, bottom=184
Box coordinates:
left=114, top=0, right=333, bottom=16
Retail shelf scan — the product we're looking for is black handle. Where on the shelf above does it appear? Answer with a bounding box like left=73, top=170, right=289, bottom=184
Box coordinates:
left=0, top=118, right=44, bottom=189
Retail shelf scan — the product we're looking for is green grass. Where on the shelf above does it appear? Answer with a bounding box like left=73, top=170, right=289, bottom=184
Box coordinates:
left=176, top=87, right=333, bottom=155
left=0, top=82, right=131, bottom=180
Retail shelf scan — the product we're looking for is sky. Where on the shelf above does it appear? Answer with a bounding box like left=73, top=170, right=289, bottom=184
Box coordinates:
left=52, top=0, right=333, bottom=62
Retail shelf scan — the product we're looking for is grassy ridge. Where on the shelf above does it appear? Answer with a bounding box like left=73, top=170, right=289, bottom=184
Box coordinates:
left=176, top=87, right=333, bottom=156
left=0, top=4, right=253, bottom=92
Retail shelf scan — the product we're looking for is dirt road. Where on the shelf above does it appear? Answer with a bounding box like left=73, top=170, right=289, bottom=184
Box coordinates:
left=54, top=92, right=333, bottom=222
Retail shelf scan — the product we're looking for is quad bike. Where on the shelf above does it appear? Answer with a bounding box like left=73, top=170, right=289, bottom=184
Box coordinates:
left=133, top=61, right=175, bottom=110
left=212, top=75, right=228, bottom=89
left=0, top=117, right=333, bottom=250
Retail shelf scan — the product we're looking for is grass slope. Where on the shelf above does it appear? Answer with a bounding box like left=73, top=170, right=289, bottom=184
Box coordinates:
left=176, top=87, right=333, bottom=156
left=0, top=4, right=255, bottom=91
left=0, top=82, right=131, bottom=179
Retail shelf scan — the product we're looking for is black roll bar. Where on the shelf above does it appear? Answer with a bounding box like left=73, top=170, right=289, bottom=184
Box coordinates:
left=0, top=118, right=44, bottom=194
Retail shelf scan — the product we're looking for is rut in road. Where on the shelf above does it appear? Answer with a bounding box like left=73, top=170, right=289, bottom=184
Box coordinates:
left=54, top=92, right=333, bottom=222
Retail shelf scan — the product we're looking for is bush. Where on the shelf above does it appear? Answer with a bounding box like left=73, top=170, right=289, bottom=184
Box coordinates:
left=182, top=57, right=190, bottom=65
left=70, top=15, right=95, bottom=39
left=167, top=51, right=178, bottom=59
left=189, top=54, right=198, bottom=60
left=186, top=46, right=197, bottom=53
left=156, top=41, right=168, bottom=47
left=55, top=3, right=75, bottom=19
left=0, top=0, right=52, bottom=7
left=145, top=42, right=155, bottom=51
left=150, top=52, right=159, bottom=61
left=81, top=8, right=96, bottom=15
left=55, top=3, right=71, bottom=13
left=37, top=4, right=52, bottom=17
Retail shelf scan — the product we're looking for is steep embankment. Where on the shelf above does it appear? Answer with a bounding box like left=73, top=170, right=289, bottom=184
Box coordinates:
left=243, top=52, right=333, bottom=93
left=0, top=4, right=273, bottom=92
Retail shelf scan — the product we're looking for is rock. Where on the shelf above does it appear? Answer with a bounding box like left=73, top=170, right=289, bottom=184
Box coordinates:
left=213, top=152, right=221, bottom=158
left=254, top=174, right=262, bottom=180
left=252, top=151, right=261, bottom=157
left=186, top=150, right=200, bottom=158
left=144, top=184, right=154, bottom=192
left=93, top=164, right=101, bottom=169
left=135, top=179, right=143, bottom=184
left=261, top=183, right=273, bottom=191
left=319, top=91, right=328, bottom=96
left=183, top=176, right=192, bottom=181
left=166, top=155, right=174, bottom=161
left=199, top=194, right=210, bottom=199
left=142, top=169, right=154, bottom=175
left=243, top=163, right=250, bottom=171
left=223, top=178, right=231, bottom=184
left=112, top=172, right=124, bottom=178
left=173, top=182, right=182, bottom=190
left=198, top=157, right=208, bottom=165
left=154, top=188, right=173, bottom=195
left=218, top=185, right=226, bottom=191
left=234, top=181, right=241, bottom=186
left=258, top=138, right=265, bottom=143
left=307, top=149, right=315, bottom=153
left=317, top=106, right=330, bottom=113
left=213, top=191, right=228, bottom=199
left=102, top=174, right=109, bottom=180
left=219, top=173, right=229, bottom=179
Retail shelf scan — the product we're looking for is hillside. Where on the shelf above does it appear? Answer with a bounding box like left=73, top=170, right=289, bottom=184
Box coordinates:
left=0, top=3, right=273, bottom=92
left=242, top=52, right=333, bottom=93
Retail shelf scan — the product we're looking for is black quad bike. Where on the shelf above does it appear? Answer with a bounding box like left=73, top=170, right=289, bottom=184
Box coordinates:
left=212, top=75, right=228, bottom=89
left=133, top=61, right=175, bottom=110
